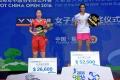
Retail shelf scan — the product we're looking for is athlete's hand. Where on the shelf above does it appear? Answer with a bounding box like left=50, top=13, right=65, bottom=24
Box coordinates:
left=32, top=32, right=38, bottom=36
left=44, top=29, right=47, bottom=33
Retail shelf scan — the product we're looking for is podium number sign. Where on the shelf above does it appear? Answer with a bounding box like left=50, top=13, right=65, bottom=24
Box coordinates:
left=28, top=58, right=57, bottom=74
left=71, top=51, right=100, bottom=66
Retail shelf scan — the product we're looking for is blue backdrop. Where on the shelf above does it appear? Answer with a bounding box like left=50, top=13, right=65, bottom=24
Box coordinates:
left=0, top=1, right=120, bottom=70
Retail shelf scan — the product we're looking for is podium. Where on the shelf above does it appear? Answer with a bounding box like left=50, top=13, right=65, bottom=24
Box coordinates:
left=61, top=66, right=114, bottom=80
left=6, top=51, right=114, bottom=80
left=6, top=73, right=60, bottom=80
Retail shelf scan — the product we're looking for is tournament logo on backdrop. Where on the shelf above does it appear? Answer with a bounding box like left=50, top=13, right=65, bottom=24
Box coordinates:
left=90, top=35, right=98, bottom=44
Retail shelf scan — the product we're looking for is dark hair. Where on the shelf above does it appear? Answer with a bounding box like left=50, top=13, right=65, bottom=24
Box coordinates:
left=36, top=9, right=41, bottom=12
left=79, top=3, right=86, bottom=8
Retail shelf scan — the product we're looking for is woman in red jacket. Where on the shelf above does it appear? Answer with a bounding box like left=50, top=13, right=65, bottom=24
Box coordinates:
left=29, top=10, right=48, bottom=58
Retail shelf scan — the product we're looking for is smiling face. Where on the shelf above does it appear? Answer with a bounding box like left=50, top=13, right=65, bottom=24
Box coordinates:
left=36, top=10, right=42, bottom=18
left=80, top=4, right=86, bottom=12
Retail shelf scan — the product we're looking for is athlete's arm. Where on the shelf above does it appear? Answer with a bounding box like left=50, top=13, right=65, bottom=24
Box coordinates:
left=43, top=19, right=48, bottom=33
left=73, top=16, right=77, bottom=27
left=29, top=20, right=38, bottom=36
left=74, top=20, right=78, bottom=27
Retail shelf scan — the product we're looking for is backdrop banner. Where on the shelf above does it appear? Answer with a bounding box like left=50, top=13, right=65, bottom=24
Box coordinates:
left=0, top=1, right=120, bottom=71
